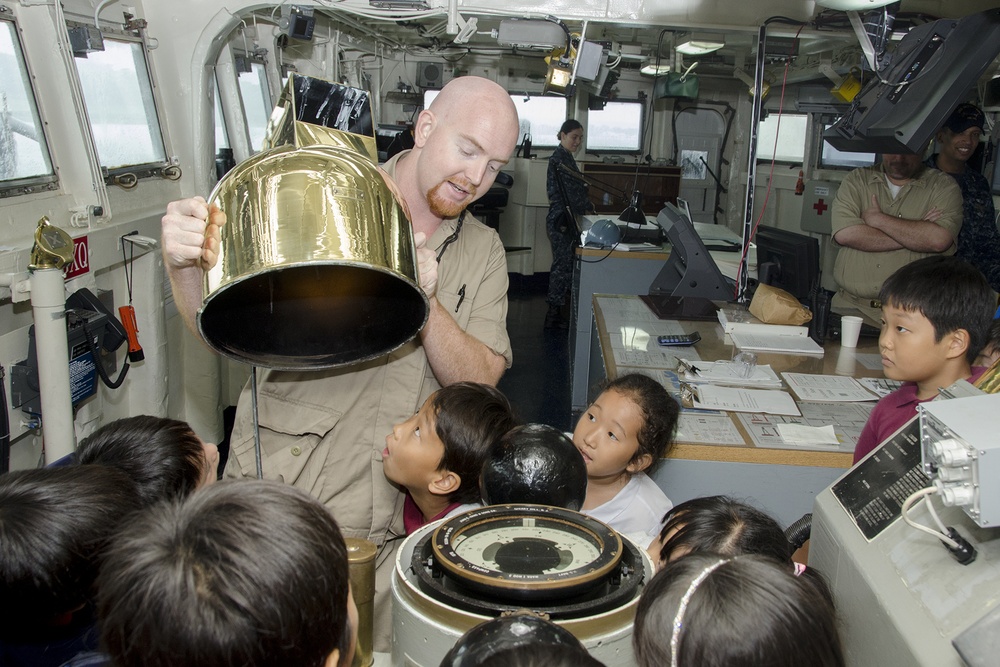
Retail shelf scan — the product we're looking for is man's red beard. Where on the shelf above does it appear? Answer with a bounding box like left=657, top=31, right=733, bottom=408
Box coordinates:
left=427, top=180, right=477, bottom=219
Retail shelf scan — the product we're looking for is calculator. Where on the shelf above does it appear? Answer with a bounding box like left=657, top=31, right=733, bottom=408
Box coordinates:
left=657, top=332, right=701, bottom=347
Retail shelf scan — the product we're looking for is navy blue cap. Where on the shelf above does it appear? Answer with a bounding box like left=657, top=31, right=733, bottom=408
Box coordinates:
left=944, top=103, right=985, bottom=134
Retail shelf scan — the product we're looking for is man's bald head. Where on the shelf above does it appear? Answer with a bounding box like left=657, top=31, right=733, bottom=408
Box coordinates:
left=428, top=76, right=519, bottom=146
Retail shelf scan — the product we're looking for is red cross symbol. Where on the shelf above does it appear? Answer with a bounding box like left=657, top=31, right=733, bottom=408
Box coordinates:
left=813, top=199, right=829, bottom=215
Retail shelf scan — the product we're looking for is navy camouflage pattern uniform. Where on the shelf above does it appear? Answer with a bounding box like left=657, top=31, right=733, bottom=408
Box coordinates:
left=926, top=154, right=1000, bottom=292
left=546, top=144, right=592, bottom=307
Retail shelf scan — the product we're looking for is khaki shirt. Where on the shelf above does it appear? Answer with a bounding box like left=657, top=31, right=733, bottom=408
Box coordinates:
left=223, top=151, right=512, bottom=544
left=831, top=163, right=963, bottom=305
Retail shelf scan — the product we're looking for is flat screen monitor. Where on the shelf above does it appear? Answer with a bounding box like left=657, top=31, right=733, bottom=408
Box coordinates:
left=824, top=9, right=1000, bottom=154
left=675, top=196, right=694, bottom=223
left=754, top=225, right=820, bottom=304
left=648, top=203, right=732, bottom=300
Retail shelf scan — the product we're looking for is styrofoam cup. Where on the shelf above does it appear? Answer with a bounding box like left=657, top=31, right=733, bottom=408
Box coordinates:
left=841, top=316, right=863, bottom=348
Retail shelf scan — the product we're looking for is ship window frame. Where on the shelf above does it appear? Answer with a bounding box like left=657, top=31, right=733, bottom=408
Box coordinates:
left=0, top=14, right=59, bottom=199
left=70, top=26, right=171, bottom=179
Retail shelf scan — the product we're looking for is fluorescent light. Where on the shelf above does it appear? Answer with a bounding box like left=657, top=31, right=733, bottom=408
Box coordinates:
left=816, top=0, right=895, bottom=9
left=676, top=34, right=724, bottom=56
left=640, top=60, right=672, bottom=76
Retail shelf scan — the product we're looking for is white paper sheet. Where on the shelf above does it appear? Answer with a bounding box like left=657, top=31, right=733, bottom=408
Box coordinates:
left=691, top=385, right=801, bottom=416
left=782, top=373, right=879, bottom=402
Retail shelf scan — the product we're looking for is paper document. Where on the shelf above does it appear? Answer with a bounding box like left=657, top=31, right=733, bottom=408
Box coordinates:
left=730, top=330, right=824, bottom=355
left=775, top=423, right=841, bottom=447
left=782, top=373, right=879, bottom=402
left=688, top=384, right=801, bottom=416
left=857, top=377, right=905, bottom=397
left=679, top=359, right=783, bottom=388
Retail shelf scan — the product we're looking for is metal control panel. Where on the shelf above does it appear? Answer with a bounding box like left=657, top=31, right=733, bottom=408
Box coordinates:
left=920, top=394, right=1000, bottom=528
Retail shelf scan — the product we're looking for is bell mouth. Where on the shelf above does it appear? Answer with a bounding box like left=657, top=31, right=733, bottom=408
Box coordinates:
left=198, top=261, right=427, bottom=370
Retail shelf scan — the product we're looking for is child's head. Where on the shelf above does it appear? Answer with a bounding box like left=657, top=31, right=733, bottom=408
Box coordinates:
left=975, top=319, right=1000, bottom=369
left=633, top=553, right=844, bottom=667
left=574, top=374, right=679, bottom=478
left=98, top=480, right=356, bottom=667
left=0, top=465, right=140, bottom=638
left=877, top=256, right=994, bottom=379
left=441, top=612, right=604, bottom=667
left=652, top=495, right=790, bottom=570
left=384, top=382, right=516, bottom=505
left=76, top=415, right=219, bottom=507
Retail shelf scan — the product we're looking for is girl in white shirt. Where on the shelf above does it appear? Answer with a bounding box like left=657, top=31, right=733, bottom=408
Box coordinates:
left=574, top=374, right=680, bottom=548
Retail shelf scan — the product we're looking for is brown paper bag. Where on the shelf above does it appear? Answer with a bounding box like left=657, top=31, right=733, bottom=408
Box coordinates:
left=749, top=283, right=813, bottom=325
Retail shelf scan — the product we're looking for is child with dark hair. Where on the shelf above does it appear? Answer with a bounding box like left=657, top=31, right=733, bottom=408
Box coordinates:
left=0, top=465, right=140, bottom=667
left=574, top=373, right=680, bottom=548
left=650, top=495, right=791, bottom=570
left=97, top=480, right=357, bottom=667
left=633, top=553, right=844, bottom=667
left=76, top=415, right=219, bottom=506
left=383, top=382, right=517, bottom=532
left=853, top=255, right=995, bottom=462
left=974, top=318, right=1000, bottom=369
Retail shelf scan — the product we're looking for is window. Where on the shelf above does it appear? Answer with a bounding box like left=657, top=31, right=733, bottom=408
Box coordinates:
left=236, top=59, right=272, bottom=152
left=0, top=18, right=56, bottom=194
left=74, top=36, right=167, bottom=170
left=422, top=90, right=566, bottom=148
left=510, top=95, right=565, bottom=147
left=756, top=113, right=808, bottom=163
left=587, top=100, right=643, bottom=152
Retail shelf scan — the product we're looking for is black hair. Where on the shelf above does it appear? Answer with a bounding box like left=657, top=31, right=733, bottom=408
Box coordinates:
left=633, top=554, right=844, bottom=667
left=656, top=495, right=791, bottom=566
left=558, top=119, right=583, bottom=137
left=76, top=415, right=207, bottom=507
left=477, top=643, right=606, bottom=667
left=878, top=255, right=994, bottom=364
left=598, top=373, right=680, bottom=468
left=433, top=382, right=517, bottom=504
left=0, top=465, right=140, bottom=638
left=97, top=480, right=351, bottom=667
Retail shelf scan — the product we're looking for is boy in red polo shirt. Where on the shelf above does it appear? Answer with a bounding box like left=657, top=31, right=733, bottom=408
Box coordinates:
left=853, top=256, right=994, bottom=462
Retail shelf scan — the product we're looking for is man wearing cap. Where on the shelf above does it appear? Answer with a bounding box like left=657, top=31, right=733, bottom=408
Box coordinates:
left=831, top=150, right=964, bottom=326
left=926, top=102, right=1000, bottom=292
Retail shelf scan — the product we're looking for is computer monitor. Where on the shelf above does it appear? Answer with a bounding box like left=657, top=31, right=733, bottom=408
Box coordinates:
left=824, top=9, right=1000, bottom=154
left=675, top=196, right=694, bottom=223
left=648, top=203, right=732, bottom=300
left=753, top=225, right=820, bottom=304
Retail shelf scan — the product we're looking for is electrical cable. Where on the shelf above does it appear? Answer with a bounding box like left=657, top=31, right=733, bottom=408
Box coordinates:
left=733, top=21, right=803, bottom=301
left=79, top=318, right=130, bottom=390
left=900, top=487, right=961, bottom=549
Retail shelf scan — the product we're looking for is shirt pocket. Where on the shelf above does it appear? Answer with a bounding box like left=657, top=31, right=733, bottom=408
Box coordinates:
left=436, top=285, right=472, bottom=329
left=228, top=391, right=343, bottom=486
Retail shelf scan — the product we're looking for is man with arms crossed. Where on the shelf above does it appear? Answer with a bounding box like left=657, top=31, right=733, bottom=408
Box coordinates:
left=831, top=150, right=963, bottom=326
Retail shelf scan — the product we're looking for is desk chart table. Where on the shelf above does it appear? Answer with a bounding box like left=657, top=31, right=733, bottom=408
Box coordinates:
left=592, top=294, right=884, bottom=526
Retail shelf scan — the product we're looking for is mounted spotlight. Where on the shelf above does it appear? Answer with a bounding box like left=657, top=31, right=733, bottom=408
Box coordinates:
left=544, top=59, right=574, bottom=96
left=675, top=33, right=725, bottom=56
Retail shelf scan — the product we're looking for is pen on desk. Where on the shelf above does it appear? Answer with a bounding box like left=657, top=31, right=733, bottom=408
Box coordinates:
left=455, top=284, right=466, bottom=312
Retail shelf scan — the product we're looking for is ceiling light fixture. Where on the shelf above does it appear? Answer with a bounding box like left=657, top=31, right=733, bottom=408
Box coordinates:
left=675, top=33, right=725, bottom=56
left=640, top=59, right=671, bottom=76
